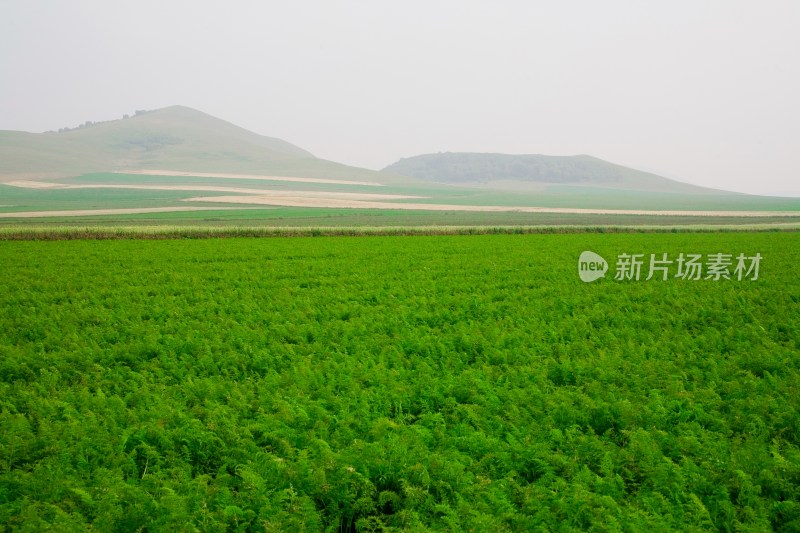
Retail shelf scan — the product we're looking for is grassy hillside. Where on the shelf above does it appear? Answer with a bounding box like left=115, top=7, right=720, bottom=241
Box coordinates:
left=2, top=109, right=797, bottom=222
left=0, top=106, right=390, bottom=182
left=383, top=153, right=729, bottom=194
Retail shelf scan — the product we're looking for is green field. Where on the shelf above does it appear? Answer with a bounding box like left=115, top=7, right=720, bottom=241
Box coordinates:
left=3, top=171, right=800, bottom=232
left=2, top=233, right=799, bottom=531
left=3, top=106, right=799, bottom=230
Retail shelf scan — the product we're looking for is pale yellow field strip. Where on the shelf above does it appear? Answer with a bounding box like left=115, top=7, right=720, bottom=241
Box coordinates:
left=104, top=185, right=415, bottom=200
left=4, top=180, right=64, bottom=189
left=0, top=207, right=262, bottom=219
left=5, top=180, right=798, bottom=217
left=117, top=170, right=384, bottom=187
left=3, top=180, right=418, bottom=200
left=184, top=195, right=800, bottom=217
left=0, top=173, right=66, bottom=183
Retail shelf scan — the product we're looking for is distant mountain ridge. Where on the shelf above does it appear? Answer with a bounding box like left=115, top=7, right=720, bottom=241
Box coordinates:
left=0, top=108, right=748, bottom=195
left=0, top=106, right=386, bottom=182
left=383, top=152, right=726, bottom=194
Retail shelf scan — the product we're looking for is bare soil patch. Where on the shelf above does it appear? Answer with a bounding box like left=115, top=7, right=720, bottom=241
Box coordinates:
left=118, top=170, right=384, bottom=187
left=3, top=180, right=418, bottom=200
left=0, top=207, right=259, bottom=219
left=185, top=194, right=800, bottom=217
left=4, top=180, right=69, bottom=189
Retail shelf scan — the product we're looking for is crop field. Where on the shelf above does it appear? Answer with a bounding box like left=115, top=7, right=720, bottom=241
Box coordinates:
left=1, top=233, right=799, bottom=531
left=3, top=173, right=800, bottom=228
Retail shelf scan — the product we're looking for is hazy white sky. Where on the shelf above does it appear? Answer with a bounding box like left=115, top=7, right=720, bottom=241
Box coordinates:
left=1, top=1, right=798, bottom=196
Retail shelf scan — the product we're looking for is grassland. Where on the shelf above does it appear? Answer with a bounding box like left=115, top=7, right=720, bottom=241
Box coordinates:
left=4, top=106, right=799, bottom=229
left=1, top=233, right=799, bottom=531
left=3, top=175, right=800, bottom=232
left=0, top=106, right=380, bottom=181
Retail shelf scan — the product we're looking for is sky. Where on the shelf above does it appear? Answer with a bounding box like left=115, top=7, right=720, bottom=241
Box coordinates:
left=1, top=1, right=798, bottom=196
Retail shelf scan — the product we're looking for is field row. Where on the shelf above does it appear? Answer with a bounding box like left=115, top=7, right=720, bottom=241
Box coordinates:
left=1, top=233, right=799, bottom=530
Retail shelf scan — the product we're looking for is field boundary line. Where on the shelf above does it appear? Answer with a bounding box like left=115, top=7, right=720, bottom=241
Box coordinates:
left=1, top=224, right=799, bottom=240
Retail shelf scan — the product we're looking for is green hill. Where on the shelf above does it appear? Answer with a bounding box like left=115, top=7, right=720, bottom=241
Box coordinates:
left=383, top=152, right=728, bottom=194
left=2, top=109, right=798, bottom=220
left=0, top=106, right=386, bottom=182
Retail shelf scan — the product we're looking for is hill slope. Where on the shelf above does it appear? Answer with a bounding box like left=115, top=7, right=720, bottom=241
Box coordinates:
left=0, top=106, right=385, bottom=182
left=383, top=152, right=727, bottom=194
left=3, top=109, right=798, bottom=220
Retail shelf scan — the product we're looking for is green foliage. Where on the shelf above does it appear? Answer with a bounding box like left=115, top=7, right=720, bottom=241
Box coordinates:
left=0, top=233, right=798, bottom=530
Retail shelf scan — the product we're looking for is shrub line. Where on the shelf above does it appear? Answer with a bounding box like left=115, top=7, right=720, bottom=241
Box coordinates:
left=1, top=224, right=798, bottom=240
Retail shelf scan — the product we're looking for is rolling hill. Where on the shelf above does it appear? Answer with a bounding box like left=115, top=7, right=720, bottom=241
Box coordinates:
left=383, top=152, right=727, bottom=194
left=1, top=107, right=798, bottom=224
left=0, top=106, right=387, bottom=183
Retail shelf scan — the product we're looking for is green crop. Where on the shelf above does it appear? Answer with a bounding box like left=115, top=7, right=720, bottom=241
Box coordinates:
left=1, top=233, right=799, bottom=531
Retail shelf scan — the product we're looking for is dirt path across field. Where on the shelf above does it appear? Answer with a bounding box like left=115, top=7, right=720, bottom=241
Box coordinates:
left=0, top=207, right=262, bottom=219
left=4, top=179, right=799, bottom=218
left=4, top=180, right=65, bottom=189
left=117, top=170, right=384, bottom=187
left=184, top=194, right=800, bottom=217
left=3, top=180, right=418, bottom=200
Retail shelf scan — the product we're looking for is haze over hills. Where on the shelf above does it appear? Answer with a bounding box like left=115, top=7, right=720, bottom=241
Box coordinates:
left=0, top=105, right=759, bottom=196
left=0, top=105, right=388, bottom=183
left=2, top=105, right=799, bottom=222
left=383, top=153, right=729, bottom=194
